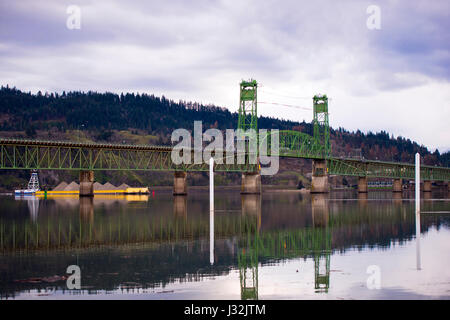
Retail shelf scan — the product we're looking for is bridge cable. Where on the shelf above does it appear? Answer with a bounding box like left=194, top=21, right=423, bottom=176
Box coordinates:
left=258, top=101, right=312, bottom=111
left=259, top=89, right=312, bottom=100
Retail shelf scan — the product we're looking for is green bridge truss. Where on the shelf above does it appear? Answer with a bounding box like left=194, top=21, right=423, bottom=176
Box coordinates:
left=258, top=131, right=450, bottom=181
left=0, top=139, right=257, bottom=173
left=327, top=157, right=450, bottom=181
left=259, top=130, right=328, bottom=159
left=1, top=138, right=448, bottom=181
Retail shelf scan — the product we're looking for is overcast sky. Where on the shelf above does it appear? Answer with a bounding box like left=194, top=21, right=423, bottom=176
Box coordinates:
left=0, top=0, right=449, bottom=152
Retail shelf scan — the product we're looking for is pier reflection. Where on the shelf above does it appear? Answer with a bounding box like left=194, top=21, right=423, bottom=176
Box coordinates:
left=393, top=192, right=402, bottom=204
left=79, top=197, right=94, bottom=223
left=173, top=195, right=187, bottom=218
left=241, top=194, right=261, bottom=230
left=311, top=194, right=328, bottom=228
left=357, top=192, right=368, bottom=207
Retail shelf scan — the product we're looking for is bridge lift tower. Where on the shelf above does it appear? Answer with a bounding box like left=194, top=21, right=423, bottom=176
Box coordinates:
left=237, top=79, right=258, bottom=133
left=238, top=79, right=261, bottom=194
left=313, top=94, right=331, bottom=158
left=311, top=94, right=331, bottom=193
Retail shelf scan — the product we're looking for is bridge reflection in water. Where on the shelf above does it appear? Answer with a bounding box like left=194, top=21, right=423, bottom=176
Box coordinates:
left=238, top=194, right=331, bottom=298
left=239, top=195, right=261, bottom=300
left=1, top=191, right=446, bottom=299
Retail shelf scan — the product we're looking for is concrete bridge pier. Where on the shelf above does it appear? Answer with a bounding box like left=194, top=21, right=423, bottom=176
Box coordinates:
left=357, top=176, right=368, bottom=193
left=241, top=172, right=261, bottom=194
left=173, top=171, right=187, bottom=195
left=423, top=180, right=432, bottom=192
left=79, top=170, right=94, bottom=197
left=311, top=159, right=329, bottom=193
left=393, top=179, right=402, bottom=193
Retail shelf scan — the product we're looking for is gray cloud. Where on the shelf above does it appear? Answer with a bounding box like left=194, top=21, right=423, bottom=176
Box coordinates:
left=365, top=0, right=450, bottom=86
left=0, top=0, right=449, bottom=151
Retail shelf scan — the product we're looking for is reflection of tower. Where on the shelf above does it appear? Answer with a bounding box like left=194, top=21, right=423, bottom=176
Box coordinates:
left=311, top=193, right=331, bottom=293
left=79, top=196, right=94, bottom=223
left=238, top=196, right=260, bottom=300
left=241, top=194, right=261, bottom=231
left=238, top=245, right=258, bottom=300
left=27, top=196, right=40, bottom=222
left=173, top=195, right=188, bottom=218
left=314, top=249, right=331, bottom=293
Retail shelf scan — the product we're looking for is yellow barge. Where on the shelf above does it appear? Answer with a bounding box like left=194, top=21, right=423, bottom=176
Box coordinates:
left=35, top=187, right=149, bottom=196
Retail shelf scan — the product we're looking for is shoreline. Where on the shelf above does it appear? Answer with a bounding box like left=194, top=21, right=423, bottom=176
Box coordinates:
left=0, top=185, right=432, bottom=195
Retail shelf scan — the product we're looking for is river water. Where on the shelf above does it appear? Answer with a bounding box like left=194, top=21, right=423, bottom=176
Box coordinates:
left=0, top=189, right=449, bottom=300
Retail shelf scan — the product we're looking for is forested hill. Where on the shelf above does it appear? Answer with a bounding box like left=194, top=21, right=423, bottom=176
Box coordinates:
left=0, top=85, right=448, bottom=167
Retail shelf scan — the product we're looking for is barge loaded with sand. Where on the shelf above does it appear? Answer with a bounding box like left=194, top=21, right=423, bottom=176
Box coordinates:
left=35, top=181, right=149, bottom=195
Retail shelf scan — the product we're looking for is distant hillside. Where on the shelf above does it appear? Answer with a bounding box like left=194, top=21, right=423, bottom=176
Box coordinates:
left=0, top=85, right=446, bottom=165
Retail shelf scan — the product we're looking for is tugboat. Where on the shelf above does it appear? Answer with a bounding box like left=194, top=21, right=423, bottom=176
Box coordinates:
left=15, top=170, right=40, bottom=195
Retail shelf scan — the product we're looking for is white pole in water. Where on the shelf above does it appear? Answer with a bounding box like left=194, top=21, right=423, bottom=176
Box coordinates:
left=210, top=157, right=214, bottom=265
left=415, top=153, right=421, bottom=270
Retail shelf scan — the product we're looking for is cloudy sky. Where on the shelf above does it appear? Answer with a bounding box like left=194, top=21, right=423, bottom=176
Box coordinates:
left=0, top=0, right=449, bottom=152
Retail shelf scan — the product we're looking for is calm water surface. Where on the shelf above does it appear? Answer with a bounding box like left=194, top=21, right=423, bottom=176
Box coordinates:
left=0, top=189, right=449, bottom=300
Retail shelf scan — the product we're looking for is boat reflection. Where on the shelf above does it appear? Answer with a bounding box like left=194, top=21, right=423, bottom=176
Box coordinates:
left=15, top=195, right=40, bottom=222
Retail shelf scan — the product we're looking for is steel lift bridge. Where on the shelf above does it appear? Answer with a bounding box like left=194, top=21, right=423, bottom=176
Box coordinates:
left=0, top=79, right=449, bottom=195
